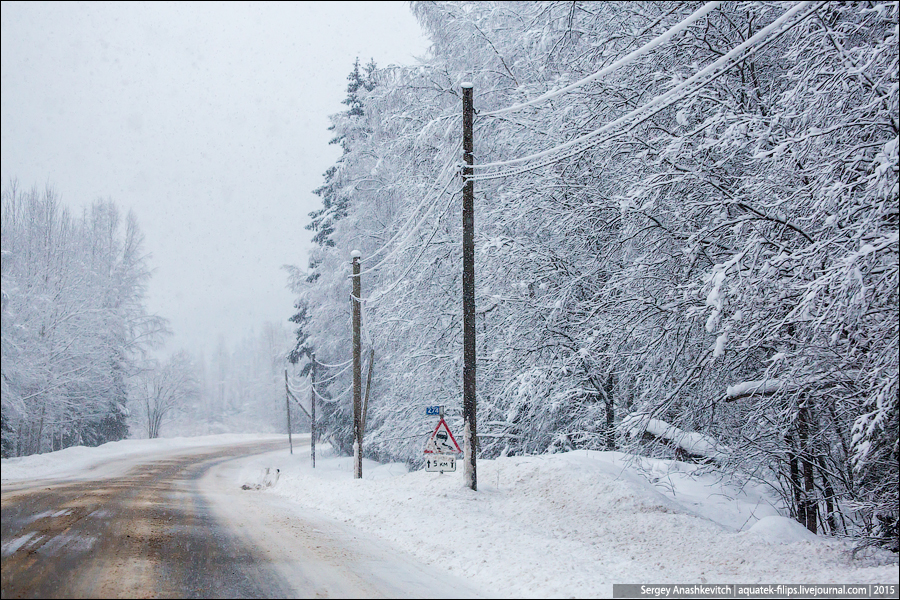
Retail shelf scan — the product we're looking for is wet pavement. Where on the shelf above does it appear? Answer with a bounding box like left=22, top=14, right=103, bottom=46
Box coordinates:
left=1, top=442, right=291, bottom=599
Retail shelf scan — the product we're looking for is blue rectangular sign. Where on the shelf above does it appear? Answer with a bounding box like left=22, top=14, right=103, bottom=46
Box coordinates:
left=425, top=405, right=440, bottom=415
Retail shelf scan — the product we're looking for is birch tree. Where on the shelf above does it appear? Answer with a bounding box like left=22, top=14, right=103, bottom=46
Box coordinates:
left=2, top=183, right=166, bottom=455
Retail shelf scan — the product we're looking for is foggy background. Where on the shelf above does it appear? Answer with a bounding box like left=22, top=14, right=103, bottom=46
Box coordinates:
left=1, top=1, right=429, bottom=355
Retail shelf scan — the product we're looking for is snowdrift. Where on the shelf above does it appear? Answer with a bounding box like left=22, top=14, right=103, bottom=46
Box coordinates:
left=268, top=447, right=899, bottom=598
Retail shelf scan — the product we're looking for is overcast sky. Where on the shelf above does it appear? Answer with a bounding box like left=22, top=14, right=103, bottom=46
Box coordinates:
left=1, top=1, right=429, bottom=356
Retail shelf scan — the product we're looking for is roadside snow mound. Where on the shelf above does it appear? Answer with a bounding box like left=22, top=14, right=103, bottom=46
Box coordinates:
left=743, top=515, right=819, bottom=544
left=268, top=448, right=899, bottom=598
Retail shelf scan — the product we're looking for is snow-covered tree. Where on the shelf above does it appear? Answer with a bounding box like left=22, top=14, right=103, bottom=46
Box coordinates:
left=1, top=183, right=166, bottom=455
left=131, top=351, right=198, bottom=439
left=290, top=1, right=897, bottom=550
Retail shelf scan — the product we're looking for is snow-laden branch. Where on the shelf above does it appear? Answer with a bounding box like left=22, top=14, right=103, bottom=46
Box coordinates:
left=482, top=1, right=724, bottom=117
left=724, top=370, right=864, bottom=402
left=724, top=379, right=791, bottom=401
left=471, top=1, right=820, bottom=176
left=620, top=413, right=728, bottom=462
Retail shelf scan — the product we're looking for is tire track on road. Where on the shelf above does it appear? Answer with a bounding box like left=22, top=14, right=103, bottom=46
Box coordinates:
left=1, top=441, right=288, bottom=599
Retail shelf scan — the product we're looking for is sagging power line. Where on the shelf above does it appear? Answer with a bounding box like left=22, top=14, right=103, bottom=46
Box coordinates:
left=481, top=1, right=724, bottom=118
left=470, top=1, right=820, bottom=181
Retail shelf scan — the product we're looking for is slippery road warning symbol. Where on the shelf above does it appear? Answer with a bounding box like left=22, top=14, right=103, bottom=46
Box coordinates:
left=423, top=417, right=462, bottom=455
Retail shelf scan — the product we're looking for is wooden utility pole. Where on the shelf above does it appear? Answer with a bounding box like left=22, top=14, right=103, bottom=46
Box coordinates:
left=310, top=354, right=316, bottom=468
left=351, top=250, right=363, bottom=479
left=285, top=370, right=314, bottom=461
left=284, top=369, right=293, bottom=455
left=461, top=82, right=477, bottom=491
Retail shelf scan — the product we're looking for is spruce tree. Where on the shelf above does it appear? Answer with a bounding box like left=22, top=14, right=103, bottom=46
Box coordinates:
left=293, top=58, right=378, bottom=360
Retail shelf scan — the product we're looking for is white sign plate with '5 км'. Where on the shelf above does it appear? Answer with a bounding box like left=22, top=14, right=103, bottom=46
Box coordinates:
left=425, top=454, right=456, bottom=472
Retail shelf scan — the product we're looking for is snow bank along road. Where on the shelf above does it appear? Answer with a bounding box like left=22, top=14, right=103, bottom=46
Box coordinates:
left=0, top=437, right=480, bottom=598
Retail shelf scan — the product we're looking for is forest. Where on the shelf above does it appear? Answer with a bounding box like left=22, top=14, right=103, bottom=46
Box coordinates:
left=1, top=183, right=296, bottom=448
left=1, top=185, right=168, bottom=455
left=0, top=0, right=895, bottom=555
left=288, top=1, right=898, bottom=551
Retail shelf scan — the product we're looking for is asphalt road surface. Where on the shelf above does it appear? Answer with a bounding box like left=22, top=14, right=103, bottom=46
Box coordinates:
left=1, top=440, right=480, bottom=599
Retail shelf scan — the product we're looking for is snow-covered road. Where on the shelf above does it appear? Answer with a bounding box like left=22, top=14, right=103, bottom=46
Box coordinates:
left=0, top=436, right=481, bottom=598
left=3, top=434, right=897, bottom=598
left=200, top=444, right=482, bottom=598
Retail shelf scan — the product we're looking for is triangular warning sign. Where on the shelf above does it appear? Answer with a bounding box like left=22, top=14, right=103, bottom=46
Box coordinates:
left=423, top=417, right=462, bottom=454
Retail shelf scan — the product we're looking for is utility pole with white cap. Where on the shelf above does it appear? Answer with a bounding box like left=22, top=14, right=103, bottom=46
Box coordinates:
left=351, top=249, right=363, bottom=479
left=461, top=82, right=477, bottom=491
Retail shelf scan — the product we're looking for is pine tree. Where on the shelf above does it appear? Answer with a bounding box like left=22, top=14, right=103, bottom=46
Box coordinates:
left=306, top=58, right=379, bottom=248
left=292, top=58, right=379, bottom=367
left=342, top=57, right=366, bottom=118
left=287, top=299, right=312, bottom=369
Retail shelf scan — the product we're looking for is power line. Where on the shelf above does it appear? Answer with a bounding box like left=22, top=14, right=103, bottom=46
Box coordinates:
left=481, top=1, right=724, bottom=118
left=313, top=361, right=354, bottom=384
left=313, top=382, right=353, bottom=404
left=356, top=140, right=462, bottom=273
left=313, top=357, right=353, bottom=369
left=286, top=377, right=311, bottom=397
left=355, top=162, right=459, bottom=278
left=471, top=1, right=820, bottom=181
left=356, top=187, right=460, bottom=307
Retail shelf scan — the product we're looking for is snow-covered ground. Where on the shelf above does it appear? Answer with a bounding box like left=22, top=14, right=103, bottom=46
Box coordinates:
left=3, top=434, right=897, bottom=598
left=0, top=434, right=284, bottom=483
left=264, top=446, right=898, bottom=598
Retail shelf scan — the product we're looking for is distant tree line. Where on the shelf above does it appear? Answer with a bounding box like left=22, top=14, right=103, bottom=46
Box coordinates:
left=186, top=324, right=300, bottom=437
